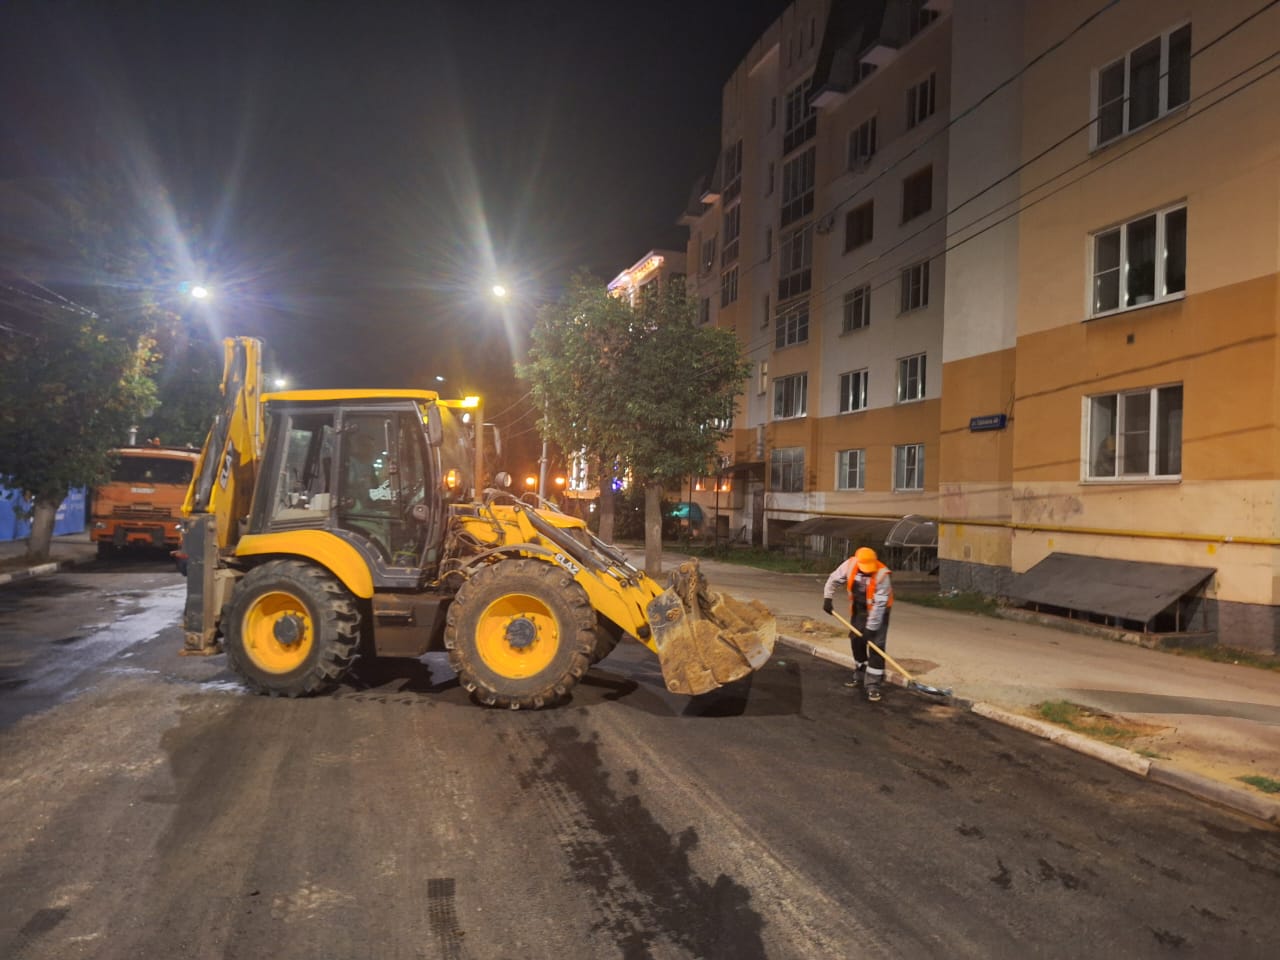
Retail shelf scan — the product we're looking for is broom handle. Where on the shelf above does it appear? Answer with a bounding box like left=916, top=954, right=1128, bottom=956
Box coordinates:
left=828, top=609, right=920, bottom=684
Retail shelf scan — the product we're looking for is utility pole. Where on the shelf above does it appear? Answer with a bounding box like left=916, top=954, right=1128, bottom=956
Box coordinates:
left=537, top=399, right=548, bottom=499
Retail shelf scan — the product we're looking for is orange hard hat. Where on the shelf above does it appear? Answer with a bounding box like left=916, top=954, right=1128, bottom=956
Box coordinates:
left=854, top=546, right=879, bottom=572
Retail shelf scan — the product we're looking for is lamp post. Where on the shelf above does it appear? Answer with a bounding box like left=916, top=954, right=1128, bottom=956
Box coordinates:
left=491, top=281, right=550, bottom=500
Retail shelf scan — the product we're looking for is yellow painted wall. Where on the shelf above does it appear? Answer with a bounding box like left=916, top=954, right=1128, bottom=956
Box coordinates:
left=814, top=398, right=940, bottom=493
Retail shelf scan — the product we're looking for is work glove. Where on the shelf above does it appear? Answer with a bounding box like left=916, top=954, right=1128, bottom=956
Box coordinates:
left=822, top=597, right=834, bottom=615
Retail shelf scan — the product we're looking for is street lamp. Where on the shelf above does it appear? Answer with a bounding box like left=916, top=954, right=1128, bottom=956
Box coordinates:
left=489, top=280, right=549, bottom=500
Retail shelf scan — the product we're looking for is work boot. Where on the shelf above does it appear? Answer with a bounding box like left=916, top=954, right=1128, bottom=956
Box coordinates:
left=866, top=681, right=882, bottom=702
left=844, top=664, right=866, bottom=688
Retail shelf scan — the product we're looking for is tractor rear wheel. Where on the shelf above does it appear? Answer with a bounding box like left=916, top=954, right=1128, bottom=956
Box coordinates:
left=224, top=559, right=360, bottom=697
left=445, top=559, right=595, bottom=709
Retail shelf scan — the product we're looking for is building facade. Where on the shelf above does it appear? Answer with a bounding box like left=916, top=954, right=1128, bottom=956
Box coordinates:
left=668, top=0, right=1280, bottom=652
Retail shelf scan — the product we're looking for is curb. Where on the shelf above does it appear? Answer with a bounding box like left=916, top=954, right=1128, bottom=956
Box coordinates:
left=776, top=633, right=1280, bottom=827
left=0, top=555, right=87, bottom=587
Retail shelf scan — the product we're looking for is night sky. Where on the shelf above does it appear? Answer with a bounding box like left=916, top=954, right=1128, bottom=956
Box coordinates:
left=1, top=0, right=788, bottom=414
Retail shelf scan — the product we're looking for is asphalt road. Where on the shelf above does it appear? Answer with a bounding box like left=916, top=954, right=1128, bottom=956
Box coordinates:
left=1, top=564, right=1278, bottom=959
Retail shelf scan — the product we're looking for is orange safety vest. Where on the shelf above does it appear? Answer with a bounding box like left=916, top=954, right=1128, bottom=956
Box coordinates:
left=847, top=561, right=894, bottom=608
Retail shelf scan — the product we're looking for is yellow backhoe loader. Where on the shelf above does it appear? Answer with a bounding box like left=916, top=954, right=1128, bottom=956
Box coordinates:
left=180, top=337, right=775, bottom=708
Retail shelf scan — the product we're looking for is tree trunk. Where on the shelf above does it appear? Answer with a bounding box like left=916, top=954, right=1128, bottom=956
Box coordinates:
left=597, top=456, right=616, bottom=543
left=25, top=497, right=59, bottom=563
left=643, top=481, right=663, bottom=578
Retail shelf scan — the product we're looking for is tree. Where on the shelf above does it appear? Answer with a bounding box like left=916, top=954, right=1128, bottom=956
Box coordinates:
left=518, top=274, right=749, bottom=576
left=0, top=177, right=168, bottom=560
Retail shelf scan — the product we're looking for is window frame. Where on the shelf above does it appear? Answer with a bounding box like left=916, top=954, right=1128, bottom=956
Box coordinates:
left=896, top=353, right=927, bottom=404
left=772, top=372, right=808, bottom=420
left=841, top=284, right=871, bottom=333
left=770, top=446, right=806, bottom=493
left=780, top=147, right=816, bottom=227
left=900, top=260, right=930, bottom=313
left=847, top=115, right=878, bottom=170
left=1088, top=202, right=1186, bottom=318
left=777, top=224, right=813, bottom=302
left=720, top=265, right=738, bottom=307
left=844, top=200, right=874, bottom=252
left=838, top=369, right=869, bottom=414
left=775, top=301, right=810, bottom=349
left=901, top=165, right=933, bottom=223
left=836, top=448, right=866, bottom=491
left=1092, top=22, right=1192, bottom=149
left=906, top=72, right=937, bottom=130
left=1083, top=383, right=1183, bottom=481
left=893, top=443, right=926, bottom=491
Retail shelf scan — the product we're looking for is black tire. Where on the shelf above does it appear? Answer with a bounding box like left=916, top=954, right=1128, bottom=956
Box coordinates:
left=96, top=542, right=116, bottom=560
left=590, top=622, right=623, bottom=665
left=223, top=559, right=360, bottom=697
left=445, top=559, right=596, bottom=709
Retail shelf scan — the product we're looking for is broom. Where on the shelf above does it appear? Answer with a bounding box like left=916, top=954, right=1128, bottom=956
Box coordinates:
left=828, top=609, right=952, bottom=697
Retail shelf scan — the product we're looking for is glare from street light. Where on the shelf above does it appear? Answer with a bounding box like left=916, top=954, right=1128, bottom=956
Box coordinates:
left=491, top=284, right=508, bottom=300
left=273, top=377, right=288, bottom=390
left=190, top=285, right=210, bottom=300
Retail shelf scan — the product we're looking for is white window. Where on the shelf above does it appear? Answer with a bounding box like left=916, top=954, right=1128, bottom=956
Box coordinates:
left=722, top=205, right=740, bottom=266
left=837, top=449, right=865, bottom=490
left=781, top=148, right=816, bottom=227
left=842, top=284, right=871, bottom=333
left=900, top=260, right=930, bottom=312
left=894, top=443, right=925, bottom=491
left=839, top=369, right=868, bottom=413
left=897, top=354, right=926, bottom=403
left=906, top=73, right=936, bottom=129
left=1086, top=384, right=1182, bottom=480
left=783, top=78, right=816, bottom=154
left=1091, top=203, right=1186, bottom=316
left=848, top=115, right=877, bottom=169
left=775, top=301, right=809, bottom=348
left=722, top=139, right=743, bottom=204
left=773, top=373, right=808, bottom=420
left=770, top=446, right=805, bottom=492
left=720, top=266, right=738, bottom=307
left=757, top=360, right=768, bottom=395
left=699, top=236, right=716, bottom=276
left=777, top=225, right=812, bottom=301
left=1094, top=24, right=1191, bottom=147
left=761, top=293, right=770, bottom=329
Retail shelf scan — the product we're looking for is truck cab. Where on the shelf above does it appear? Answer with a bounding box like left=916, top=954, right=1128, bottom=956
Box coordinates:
left=92, top=444, right=199, bottom=558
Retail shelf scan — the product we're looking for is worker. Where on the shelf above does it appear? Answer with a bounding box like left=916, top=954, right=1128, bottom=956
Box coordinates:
left=822, top=546, right=894, bottom=702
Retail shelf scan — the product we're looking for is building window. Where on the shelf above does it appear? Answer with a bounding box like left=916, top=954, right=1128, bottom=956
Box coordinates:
left=769, top=96, right=777, bottom=130
left=758, top=360, right=768, bottom=395
left=894, top=443, right=925, bottom=491
left=766, top=160, right=775, bottom=196
left=773, top=373, right=808, bottom=420
left=777, top=225, right=812, bottom=302
left=837, top=449, right=866, bottom=490
left=1091, top=204, right=1186, bottom=316
left=764, top=226, right=773, bottom=262
left=844, top=201, right=874, bottom=252
left=901, top=166, right=932, bottom=222
left=839, top=369, right=868, bottom=413
left=1086, top=384, right=1182, bottom=479
left=781, top=147, right=815, bottom=227
left=906, top=73, right=936, bottom=129
left=900, top=260, right=930, bottom=312
left=761, top=293, right=770, bottom=329
left=770, top=446, right=805, bottom=492
left=722, top=205, right=741, bottom=266
left=1094, top=24, right=1191, bottom=147
left=722, top=139, right=743, bottom=205
left=699, top=236, right=717, bottom=277
left=897, top=354, right=926, bottom=403
left=842, top=284, right=871, bottom=333
left=720, top=266, right=738, bottom=307
left=698, top=297, right=711, bottom=326
left=783, top=78, right=817, bottom=154
left=848, top=116, right=877, bottom=169
left=775, top=301, right=809, bottom=349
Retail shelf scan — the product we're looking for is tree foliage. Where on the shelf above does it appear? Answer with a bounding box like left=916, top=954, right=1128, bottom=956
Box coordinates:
left=518, top=273, right=749, bottom=573
left=0, top=176, right=182, bottom=558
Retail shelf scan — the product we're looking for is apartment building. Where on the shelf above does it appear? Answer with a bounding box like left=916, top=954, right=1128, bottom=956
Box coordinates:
left=671, top=0, right=1278, bottom=651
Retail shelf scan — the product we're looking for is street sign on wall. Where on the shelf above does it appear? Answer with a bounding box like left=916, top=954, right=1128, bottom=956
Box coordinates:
left=968, top=414, right=1007, bottom=432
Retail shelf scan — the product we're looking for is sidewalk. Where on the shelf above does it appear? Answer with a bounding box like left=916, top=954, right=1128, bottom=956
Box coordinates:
left=640, top=548, right=1280, bottom=828
left=5, top=534, right=1279, bottom=826
left=0, top=530, right=98, bottom=585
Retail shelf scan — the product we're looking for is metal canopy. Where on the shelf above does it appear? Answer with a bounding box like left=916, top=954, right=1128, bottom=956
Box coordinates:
left=783, top=516, right=897, bottom=543
left=1011, top=553, right=1215, bottom=624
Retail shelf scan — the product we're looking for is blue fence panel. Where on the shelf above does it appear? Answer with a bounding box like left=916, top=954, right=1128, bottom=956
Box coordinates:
left=0, top=486, right=87, bottom=542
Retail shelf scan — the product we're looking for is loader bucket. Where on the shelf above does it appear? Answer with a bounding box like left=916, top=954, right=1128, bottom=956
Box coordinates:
left=646, top=559, right=777, bottom=696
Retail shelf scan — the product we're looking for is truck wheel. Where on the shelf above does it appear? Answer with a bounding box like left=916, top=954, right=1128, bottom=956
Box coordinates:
left=445, top=559, right=595, bottom=709
left=224, top=559, right=360, bottom=697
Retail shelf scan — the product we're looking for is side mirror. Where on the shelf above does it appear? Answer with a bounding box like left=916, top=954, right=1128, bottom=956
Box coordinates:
left=424, top=406, right=443, bottom=447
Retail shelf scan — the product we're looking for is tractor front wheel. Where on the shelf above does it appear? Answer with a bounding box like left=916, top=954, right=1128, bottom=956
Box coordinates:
left=224, top=559, right=360, bottom=697
left=445, top=560, right=596, bottom=709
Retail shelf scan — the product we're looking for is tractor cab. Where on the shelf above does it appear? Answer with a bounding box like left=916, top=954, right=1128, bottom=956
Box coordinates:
left=246, top=391, right=475, bottom=588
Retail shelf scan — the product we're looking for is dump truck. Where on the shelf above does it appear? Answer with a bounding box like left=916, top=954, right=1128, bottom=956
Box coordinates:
left=180, top=337, right=775, bottom=708
left=92, top=443, right=199, bottom=558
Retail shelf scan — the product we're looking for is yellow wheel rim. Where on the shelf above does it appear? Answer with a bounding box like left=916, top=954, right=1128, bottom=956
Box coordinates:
left=241, top=590, right=314, bottom=674
left=474, top=592, right=561, bottom=679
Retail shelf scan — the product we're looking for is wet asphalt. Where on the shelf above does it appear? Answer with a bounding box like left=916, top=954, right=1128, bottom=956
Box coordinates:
left=0, top=564, right=1278, bottom=959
